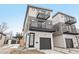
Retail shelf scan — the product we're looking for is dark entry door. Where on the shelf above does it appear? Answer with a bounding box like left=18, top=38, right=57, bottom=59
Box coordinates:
left=65, top=39, right=74, bottom=48
left=40, top=38, right=51, bottom=50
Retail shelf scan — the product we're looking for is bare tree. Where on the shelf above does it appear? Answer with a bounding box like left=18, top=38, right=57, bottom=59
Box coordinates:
left=0, top=22, right=8, bottom=33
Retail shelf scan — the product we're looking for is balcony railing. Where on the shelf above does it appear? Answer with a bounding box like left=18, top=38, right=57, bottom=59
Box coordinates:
left=53, top=22, right=78, bottom=35
left=65, top=17, right=76, bottom=25
left=29, top=26, right=54, bottom=32
left=37, top=13, right=50, bottom=20
left=29, top=18, right=54, bottom=32
left=62, top=23, right=77, bottom=34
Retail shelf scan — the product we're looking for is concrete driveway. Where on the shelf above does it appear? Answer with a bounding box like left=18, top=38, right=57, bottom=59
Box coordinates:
left=40, top=50, right=63, bottom=54
left=54, top=47, right=79, bottom=54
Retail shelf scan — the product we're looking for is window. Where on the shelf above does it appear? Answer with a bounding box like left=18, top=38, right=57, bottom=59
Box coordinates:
left=38, top=21, right=42, bottom=28
left=61, top=15, right=64, bottom=18
left=31, top=7, right=35, bottom=11
left=29, top=33, right=35, bottom=47
left=11, top=40, right=16, bottom=44
left=38, top=21, right=46, bottom=28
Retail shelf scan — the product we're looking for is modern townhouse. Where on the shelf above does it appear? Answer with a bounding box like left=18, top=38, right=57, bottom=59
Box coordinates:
left=52, top=12, right=79, bottom=48
left=23, top=5, right=55, bottom=50
left=4, top=33, right=18, bottom=45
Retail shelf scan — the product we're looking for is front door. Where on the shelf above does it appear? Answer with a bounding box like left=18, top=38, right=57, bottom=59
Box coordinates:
left=65, top=39, right=74, bottom=48
left=29, top=33, right=35, bottom=47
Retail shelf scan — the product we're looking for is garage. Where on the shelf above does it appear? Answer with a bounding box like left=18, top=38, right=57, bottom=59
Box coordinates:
left=40, top=38, right=51, bottom=50
left=65, top=39, right=74, bottom=48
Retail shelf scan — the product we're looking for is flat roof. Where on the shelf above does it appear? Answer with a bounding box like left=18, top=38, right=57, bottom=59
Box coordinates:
left=28, top=5, right=53, bottom=11
left=52, top=12, right=75, bottom=18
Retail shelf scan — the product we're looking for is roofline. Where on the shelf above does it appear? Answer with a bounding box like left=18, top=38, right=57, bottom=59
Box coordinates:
left=52, top=12, right=75, bottom=19
left=28, top=5, right=53, bottom=12
left=23, top=5, right=53, bottom=31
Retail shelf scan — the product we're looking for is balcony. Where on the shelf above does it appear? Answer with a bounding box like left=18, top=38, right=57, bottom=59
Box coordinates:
left=29, top=18, right=54, bottom=32
left=62, top=24, right=78, bottom=35
left=37, top=12, right=50, bottom=20
left=65, top=17, right=76, bottom=25
left=53, top=22, right=78, bottom=35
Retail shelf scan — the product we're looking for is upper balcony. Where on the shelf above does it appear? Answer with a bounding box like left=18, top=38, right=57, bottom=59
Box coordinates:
left=65, top=17, right=76, bottom=25
left=29, top=16, right=54, bottom=32
left=37, top=13, right=50, bottom=20
left=36, top=10, right=50, bottom=20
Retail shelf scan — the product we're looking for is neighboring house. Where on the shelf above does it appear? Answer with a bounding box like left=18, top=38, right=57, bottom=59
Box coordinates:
left=0, top=32, right=6, bottom=46
left=4, top=38, right=18, bottom=45
left=23, top=5, right=54, bottom=50
left=4, top=33, right=18, bottom=45
left=52, top=12, right=79, bottom=48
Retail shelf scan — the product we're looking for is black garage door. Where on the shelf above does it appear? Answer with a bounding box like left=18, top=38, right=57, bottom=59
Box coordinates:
left=65, top=39, right=74, bottom=48
left=40, top=38, right=51, bottom=50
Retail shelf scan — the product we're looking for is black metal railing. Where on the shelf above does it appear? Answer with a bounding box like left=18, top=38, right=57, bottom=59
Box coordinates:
left=65, top=18, right=76, bottom=25
left=37, top=13, right=50, bottom=20
left=29, top=20, right=54, bottom=32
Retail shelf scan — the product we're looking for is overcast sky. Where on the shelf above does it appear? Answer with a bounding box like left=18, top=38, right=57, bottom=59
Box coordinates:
left=0, top=4, right=79, bottom=35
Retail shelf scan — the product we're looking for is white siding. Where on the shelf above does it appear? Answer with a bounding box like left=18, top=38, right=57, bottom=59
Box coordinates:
left=53, top=34, right=78, bottom=48
left=52, top=14, right=65, bottom=25
left=53, top=35, right=65, bottom=48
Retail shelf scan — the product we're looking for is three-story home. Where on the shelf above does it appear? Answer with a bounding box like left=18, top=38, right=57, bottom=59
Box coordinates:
left=23, top=5, right=54, bottom=50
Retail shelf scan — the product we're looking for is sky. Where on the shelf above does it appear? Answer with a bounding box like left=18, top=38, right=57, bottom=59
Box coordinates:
left=0, top=4, right=79, bottom=35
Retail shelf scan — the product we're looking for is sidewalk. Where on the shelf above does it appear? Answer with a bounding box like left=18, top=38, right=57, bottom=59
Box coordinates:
left=40, top=50, right=63, bottom=54
left=54, top=47, right=79, bottom=54
left=0, top=47, right=15, bottom=54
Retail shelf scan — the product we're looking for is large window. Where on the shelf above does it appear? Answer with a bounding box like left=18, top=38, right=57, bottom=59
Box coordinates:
left=29, top=33, right=35, bottom=47
left=38, top=21, right=46, bottom=28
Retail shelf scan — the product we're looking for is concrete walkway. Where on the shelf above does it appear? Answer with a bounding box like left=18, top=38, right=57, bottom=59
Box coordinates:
left=54, top=47, right=79, bottom=54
